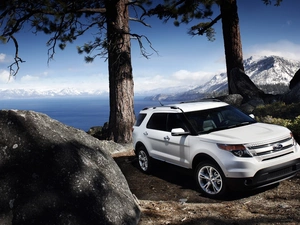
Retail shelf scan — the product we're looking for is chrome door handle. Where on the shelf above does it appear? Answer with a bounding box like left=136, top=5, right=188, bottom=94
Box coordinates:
left=164, top=136, right=170, bottom=141
left=143, top=131, right=148, bottom=135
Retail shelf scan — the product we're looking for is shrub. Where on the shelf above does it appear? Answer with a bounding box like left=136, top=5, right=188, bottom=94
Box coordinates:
left=254, top=102, right=300, bottom=143
left=253, top=102, right=300, bottom=119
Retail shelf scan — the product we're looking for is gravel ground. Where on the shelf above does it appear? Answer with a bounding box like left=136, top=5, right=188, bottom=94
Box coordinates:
left=113, top=150, right=300, bottom=225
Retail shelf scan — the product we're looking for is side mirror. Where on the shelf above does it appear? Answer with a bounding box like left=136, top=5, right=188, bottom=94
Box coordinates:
left=249, top=114, right=255, bottom=119
left=171, top=128, right=190, bottom=136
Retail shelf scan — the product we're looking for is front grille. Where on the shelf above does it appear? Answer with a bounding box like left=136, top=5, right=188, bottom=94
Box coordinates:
left=245, top=136, right=295, bottom=162
left=254, top=144, right=293, bottom=156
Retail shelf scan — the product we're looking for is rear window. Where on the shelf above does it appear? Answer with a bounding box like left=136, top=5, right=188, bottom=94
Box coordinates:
left=135, top=113, right=147, bottom=126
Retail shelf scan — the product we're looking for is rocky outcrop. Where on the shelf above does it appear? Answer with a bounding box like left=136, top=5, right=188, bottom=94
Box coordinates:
left=281, top=82, right=300, bottom=104
left=229, top=68, right=265, bottom=102
left=87, top=123, right=109, bottom=140
left=289, top=68, right=300, bottom=90
left=220, top=67, right=300, bottom=113
left=216, top=94, right=243, bottom=107
left=0, top=110, right=140, bottom=225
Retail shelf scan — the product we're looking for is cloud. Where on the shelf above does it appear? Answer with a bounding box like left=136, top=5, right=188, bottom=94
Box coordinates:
left=20, top=75, right=40, bottom=82
left=245, top=40, right=300, bottom=61
left=134, top=69, right=218, bottom=92
left=0, top=53, right=14, bottom=64
left=0, top=53, right=6, bottom=63
left=172, top=70, right=217, bottom=83
left=0, top=70, right=12, bottom=83
left=42, top=71, right=49, bottom=76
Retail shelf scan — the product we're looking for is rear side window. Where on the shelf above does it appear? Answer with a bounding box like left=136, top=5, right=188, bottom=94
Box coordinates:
left=147, top=113, right=168, bottom=131
left=135, top=113, right=147, bottom=126
left=146, top=113, right=188, bottom=132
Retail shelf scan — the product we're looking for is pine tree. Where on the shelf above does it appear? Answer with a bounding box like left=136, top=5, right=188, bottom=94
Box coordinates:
left=149, top=0, right=282, bottom=94
left=0, top=0, right=153, bottom=143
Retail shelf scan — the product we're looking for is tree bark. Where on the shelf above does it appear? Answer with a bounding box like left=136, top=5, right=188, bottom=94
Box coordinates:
left=220, top=0, right=244, bottom=94
left=106, top=0, right=135, bottom=143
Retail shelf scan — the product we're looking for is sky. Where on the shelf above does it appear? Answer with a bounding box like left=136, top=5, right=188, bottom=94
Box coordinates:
left=1, top=0, right=300, bottom=94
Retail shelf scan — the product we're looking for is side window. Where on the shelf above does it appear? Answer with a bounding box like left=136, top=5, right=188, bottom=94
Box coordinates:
left=166, top=113, right=188, bottom=132
left=146, top=113, right=168, bottom=131
left=135, top=113, right=147, bottom=126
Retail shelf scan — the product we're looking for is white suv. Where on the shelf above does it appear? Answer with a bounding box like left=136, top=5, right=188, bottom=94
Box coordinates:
left=132, top=100, right=300, bottom=198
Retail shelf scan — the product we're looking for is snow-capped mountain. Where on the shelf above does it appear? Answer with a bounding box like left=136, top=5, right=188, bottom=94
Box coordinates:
left=148, top=55, right=300, bottom=101
left=1, top=55, right=299, bottom=100
left=0, top=88, right=108, bottom=99
left=244, top=55, right=299, bottom=85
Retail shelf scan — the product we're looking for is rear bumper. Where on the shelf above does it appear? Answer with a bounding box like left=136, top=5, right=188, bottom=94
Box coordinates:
left=226, top=158, right=300, bottom=191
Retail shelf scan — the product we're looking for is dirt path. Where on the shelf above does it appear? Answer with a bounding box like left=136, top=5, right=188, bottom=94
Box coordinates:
left=113, top=150, right=300, bottom=225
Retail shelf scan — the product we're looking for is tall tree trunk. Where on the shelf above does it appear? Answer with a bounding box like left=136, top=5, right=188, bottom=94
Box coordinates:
left=220, top=0, right=244, bottom=94
left=106, top=0, right=135, bottom=143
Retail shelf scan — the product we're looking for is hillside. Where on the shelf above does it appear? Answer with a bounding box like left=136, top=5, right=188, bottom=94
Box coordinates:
left=146, top=55, right=300, bottom=101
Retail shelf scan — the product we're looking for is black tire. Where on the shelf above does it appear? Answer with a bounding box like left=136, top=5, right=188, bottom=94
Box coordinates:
left=194, top=160, right=227, bottom=198
left=136, top=146, right=152, bottom=173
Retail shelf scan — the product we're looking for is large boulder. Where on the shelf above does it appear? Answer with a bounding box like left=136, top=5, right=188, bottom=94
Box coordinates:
left=281, top=82, right=300, bottom=104
left=281, top=68, right=300, bottom=103
left=289, top=68, right=300, bottom=90
left=216, top=94, right=243, bottom=107
left=229, top=68, right=265, bottom=102
left=0, top=110, right=140, bottom=225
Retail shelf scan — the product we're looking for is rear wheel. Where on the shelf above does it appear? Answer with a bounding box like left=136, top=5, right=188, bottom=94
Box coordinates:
left=195, top=160, right=227, bottom=198
left=137, top=146, right=152, bottom=173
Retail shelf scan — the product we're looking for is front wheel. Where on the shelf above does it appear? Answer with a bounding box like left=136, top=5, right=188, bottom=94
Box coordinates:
left=195, top=161, right=227, bottom=198
left=136, top=146, right=152, bottom=173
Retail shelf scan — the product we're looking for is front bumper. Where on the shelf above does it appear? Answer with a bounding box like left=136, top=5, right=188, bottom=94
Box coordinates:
left=226, top=158, right=300, bottom=191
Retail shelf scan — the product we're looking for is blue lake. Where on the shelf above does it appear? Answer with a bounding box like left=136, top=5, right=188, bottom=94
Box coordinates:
left=0, top=97, right=173, bottom=131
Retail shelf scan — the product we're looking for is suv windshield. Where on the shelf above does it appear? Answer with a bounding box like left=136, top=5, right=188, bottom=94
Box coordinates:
left=184, top=105, right=256, bottom=134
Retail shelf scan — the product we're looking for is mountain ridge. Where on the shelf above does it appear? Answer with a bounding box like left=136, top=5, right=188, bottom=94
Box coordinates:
left=0, top=88, right=109, bottom=99
left=1, top=55, right=299, bottom=99
left=146, top=55, right=300, bottom=101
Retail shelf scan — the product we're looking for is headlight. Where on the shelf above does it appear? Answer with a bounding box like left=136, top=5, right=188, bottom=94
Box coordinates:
left=217, top=144, right=252, bottom=157
left=290, top=132, right=296, bottom=146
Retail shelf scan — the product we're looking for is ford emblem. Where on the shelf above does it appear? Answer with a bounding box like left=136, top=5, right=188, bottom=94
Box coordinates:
left=273, top=143, right=283, bottom=151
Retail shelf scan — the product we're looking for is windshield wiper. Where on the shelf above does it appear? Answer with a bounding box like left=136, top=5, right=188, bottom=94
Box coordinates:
left=200, top=127, right=227, bottom=134
left=200, top=121, right=255, bottom=134
left=227, top=121, right=255, bottom=129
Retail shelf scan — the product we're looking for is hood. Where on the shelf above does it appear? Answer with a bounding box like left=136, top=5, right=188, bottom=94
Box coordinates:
left=200, top=122, right=291, bottom=144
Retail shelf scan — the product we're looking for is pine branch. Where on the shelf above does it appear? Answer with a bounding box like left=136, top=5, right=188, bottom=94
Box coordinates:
left=8, top=35, right=26, bottom=77
left=190, top=14, right=222, bottom=36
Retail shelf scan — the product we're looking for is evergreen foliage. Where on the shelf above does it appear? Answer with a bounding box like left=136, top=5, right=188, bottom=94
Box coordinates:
left=257, top=84, right=289, bottom=94
left=0, top=0, right=154, bottom=143
left=148, top=0, right=283, bottom=94
left=254, top=102, right=300, bottom=142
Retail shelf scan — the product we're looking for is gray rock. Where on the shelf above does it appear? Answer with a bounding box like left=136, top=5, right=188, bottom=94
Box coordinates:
left=240, top=98, right=265, bottom=114
left=216, top=94, right=243, bottom=107
left=289, top=68, right=300, bottom=90
left=0, top=110, right=140, bottom=225
left=229, top=68, right=265, bottom=101
left=282, top=82, right=300, bottom=104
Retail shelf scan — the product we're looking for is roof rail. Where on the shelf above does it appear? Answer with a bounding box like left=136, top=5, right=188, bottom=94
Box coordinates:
left=180, top=98, right=221, bottom=104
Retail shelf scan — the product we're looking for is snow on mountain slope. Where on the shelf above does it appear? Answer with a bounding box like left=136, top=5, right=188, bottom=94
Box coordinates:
left=244, top=55, right=300, bottom=86
left=1, top=55, right=299, bottom=99
left=0, top=88, right=108, bottom=99
left=181, top=55, right=300, bottom=97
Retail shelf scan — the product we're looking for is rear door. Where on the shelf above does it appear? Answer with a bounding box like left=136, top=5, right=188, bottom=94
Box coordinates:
left=145, top=113, right=169, bottom=160
left=146, top=113, right=190, bottom=168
